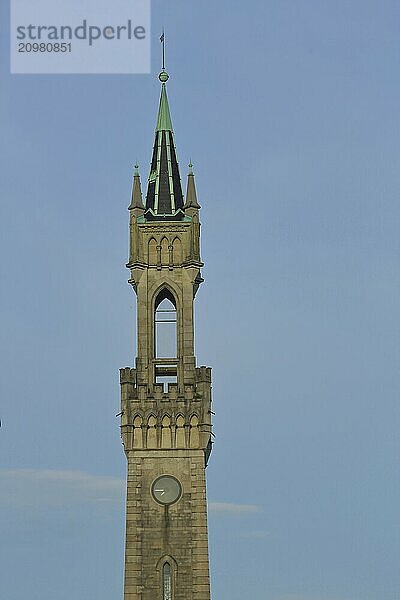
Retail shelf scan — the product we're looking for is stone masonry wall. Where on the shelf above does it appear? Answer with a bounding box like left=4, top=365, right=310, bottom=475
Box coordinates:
left=124, top=451, right=211, bottom=600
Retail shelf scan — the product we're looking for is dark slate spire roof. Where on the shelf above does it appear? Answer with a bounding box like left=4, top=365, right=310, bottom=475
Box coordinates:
left=145, top=70, right=185, bottom=221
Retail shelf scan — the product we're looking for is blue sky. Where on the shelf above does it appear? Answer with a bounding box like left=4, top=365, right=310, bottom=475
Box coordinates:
left=1, top=1, right=399, bottom=599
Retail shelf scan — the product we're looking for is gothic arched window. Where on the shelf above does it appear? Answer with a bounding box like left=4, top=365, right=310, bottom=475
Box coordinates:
left=163, top=562, right=172, bottom=600
left=155, top=290, right=177, bottom=358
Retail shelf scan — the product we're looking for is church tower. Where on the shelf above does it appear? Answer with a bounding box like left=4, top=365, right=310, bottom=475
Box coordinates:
left=119, top=64, right=213, bottom=600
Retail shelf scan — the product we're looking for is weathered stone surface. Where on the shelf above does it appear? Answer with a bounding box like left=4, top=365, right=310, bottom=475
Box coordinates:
left=120, top=169, right=212, bottom=599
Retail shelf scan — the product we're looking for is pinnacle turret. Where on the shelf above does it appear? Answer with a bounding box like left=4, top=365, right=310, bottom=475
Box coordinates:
left=128, top=164, right=144, bottom=210
left=184, top=162, right=201, bottom=210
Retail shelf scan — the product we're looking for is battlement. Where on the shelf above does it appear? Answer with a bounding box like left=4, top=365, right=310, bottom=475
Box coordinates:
left=119, top=366, right=212, bottom=459
left=119, top=366, right=211, bottom=398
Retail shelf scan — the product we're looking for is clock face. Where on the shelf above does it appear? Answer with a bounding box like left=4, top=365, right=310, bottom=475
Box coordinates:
left=152, top=475, right=182, bottom=505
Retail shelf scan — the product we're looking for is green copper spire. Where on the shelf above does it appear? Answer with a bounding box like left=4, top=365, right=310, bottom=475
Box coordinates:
left=156, top=73, right=173, bottom=132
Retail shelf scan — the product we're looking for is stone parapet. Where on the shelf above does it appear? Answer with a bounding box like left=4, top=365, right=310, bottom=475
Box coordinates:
left=120, top=367, right=213, bottom=461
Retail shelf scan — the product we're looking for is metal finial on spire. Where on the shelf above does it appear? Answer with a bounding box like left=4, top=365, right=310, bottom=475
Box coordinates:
left=159, top=30, right=169, bottom=82
left=189, top=160, right=193, bottom=175
left=134, top=163, right=139, bottom=175
left=159, top=70, right=169, bottom=83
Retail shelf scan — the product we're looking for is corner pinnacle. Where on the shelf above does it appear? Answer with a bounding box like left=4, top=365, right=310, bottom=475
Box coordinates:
left=129, top=164, right=144, bottom=210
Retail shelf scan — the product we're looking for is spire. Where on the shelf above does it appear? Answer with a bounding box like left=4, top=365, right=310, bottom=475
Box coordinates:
left=156, top=80, right=173, bottom=132
left=184, top=162, right=201, bottom=209
left=144, top=64, right=185, bottom=220
left=128, top=163, right=144, bottom=210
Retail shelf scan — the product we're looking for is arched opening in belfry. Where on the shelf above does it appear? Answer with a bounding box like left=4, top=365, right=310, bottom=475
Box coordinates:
left=154, top=288, right=178, bottom=390
left=154, top=289, right=177, bottom=358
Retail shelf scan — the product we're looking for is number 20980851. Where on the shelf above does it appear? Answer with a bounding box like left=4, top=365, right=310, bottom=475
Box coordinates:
left=18, top=42, right=72, bottom=53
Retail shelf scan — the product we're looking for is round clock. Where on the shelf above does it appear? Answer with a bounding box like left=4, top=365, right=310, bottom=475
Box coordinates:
left=151, top=475, right=182, bottom=505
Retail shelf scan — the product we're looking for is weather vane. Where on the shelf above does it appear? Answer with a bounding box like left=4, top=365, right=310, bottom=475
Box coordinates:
left=160, top=29, right=165, bottom=71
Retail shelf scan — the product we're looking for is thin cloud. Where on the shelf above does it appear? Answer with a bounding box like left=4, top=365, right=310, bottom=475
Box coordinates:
left=276, top=596, right=353, bottom=600
left=209, top=502, right=262, bottom=515
left=0, top=469, right=124, bottom=509
left=0, top=469, right=260, bottom=517
left=240, top=530, right=268, bottom=539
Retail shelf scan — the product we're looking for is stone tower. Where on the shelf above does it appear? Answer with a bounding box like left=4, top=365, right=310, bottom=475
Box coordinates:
left=119, top=67, right=213, bottom=600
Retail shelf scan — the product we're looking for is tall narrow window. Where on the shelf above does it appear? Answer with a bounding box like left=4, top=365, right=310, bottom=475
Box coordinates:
left=155, top=291, right=177, bottom=358
left=154, top=289, right=178, bottom=390
left=163, top=562, right=172, bottom=600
